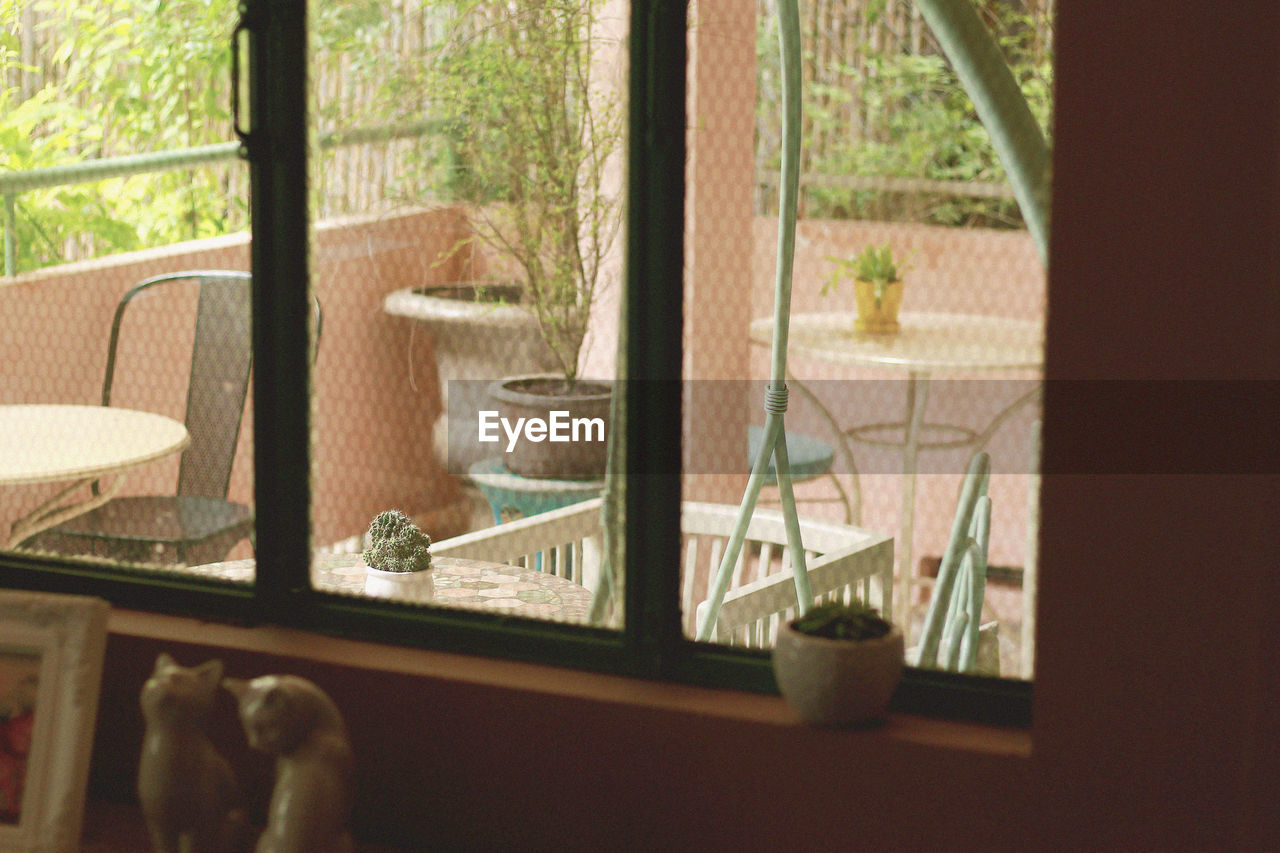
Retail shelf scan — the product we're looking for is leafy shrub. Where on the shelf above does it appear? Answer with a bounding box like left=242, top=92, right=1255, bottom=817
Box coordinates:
left=755, top=0, right=1054, bottom=227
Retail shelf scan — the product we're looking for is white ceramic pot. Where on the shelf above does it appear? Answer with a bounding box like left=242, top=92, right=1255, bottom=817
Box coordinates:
left=772, top=621, right=904, bottom=726
left=382, top=284, right=560, bottom=472
left=363, top=566, right=435, bottom=602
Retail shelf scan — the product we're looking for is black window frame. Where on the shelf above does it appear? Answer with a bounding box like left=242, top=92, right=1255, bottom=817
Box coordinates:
left=0, top=0, right=1031, bottom=727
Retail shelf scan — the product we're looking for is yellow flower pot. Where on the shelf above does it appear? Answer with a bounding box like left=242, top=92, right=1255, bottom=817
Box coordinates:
left=853, top=279, right=904, bottom=334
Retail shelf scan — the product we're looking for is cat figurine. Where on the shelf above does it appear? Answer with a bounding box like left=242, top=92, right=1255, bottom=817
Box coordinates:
left=138, top=654, right=247, bottom=853
left=222, top=674, right=355, bottom=853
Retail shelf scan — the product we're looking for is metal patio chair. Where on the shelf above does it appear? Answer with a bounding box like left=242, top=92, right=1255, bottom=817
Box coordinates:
left=26, top=270, right=321, bottom=567
left=912, top=451, right=999, bottom=674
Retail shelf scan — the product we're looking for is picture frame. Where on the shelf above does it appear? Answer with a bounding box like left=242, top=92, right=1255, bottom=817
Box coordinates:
left=0, top=591, right=108, bottom=853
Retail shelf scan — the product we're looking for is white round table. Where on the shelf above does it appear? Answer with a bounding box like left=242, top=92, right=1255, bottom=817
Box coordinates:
left=749, top=312, right=1044, bottom=623
left=769, top=311, right=1043, bottom=372
left=0, top=405, right=191, bottom=548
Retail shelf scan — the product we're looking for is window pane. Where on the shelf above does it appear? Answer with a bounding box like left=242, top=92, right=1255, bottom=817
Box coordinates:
left=1, top=0, right=255, bottom=579
left=683, top=0, right=1052, bottom=680
left=305, top=0, right=628, bottom=628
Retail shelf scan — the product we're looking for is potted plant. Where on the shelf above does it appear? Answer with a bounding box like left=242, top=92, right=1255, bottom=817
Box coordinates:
left=382, top=276, right=561, bottom=473
left=823, top=244, right=908, bottom=334
left=772, top=600, right=904, bottom=726
left=418, top=0, right=622, bottom=481
left=361, top=510, right=434, bottom=599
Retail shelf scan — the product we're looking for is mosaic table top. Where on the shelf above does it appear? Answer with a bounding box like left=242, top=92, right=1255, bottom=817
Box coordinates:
left=187, top=553, right=593, bottom=624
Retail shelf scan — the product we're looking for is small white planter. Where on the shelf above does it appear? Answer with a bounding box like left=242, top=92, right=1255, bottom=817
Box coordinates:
left=363, top=566, right=435, bottom=602
left=772, top=621, right=904, bottom=726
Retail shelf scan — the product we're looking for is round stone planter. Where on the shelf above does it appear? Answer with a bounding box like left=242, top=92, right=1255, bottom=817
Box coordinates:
left=382, top=283, right=560, bottom=472
left=772, top=620, right=904, bottom=726
left=363, top=565, right=435, bottom=602
left=486, top=375, right=612, bottom=480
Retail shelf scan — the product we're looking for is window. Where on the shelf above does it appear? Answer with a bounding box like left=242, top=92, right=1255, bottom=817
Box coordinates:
left=1, top=0, right=1040, bottom=725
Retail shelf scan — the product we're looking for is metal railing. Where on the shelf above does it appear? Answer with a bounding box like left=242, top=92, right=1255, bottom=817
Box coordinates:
left=2, top=122, right=1016, bottom=278
left=755, top=171, right=1017, bottom=218
left=0, top=120, right=444, bottom=277
left=759, top=171, right=1017, bottom=200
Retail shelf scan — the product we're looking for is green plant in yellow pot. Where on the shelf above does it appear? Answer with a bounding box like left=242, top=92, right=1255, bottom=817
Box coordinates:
left=823, top=244, right=908, bottom=334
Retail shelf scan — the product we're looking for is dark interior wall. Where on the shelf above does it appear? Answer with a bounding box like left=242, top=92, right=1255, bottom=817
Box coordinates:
left=1036, top=1, right=1280, bottom=849
left=91, top=620, right=1035, bottom=851
left=76, top=1, right=1280, bottom=851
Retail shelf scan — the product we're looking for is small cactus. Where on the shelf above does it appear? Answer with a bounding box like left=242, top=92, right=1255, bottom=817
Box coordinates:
left=362, top=510, right=432, bottom=573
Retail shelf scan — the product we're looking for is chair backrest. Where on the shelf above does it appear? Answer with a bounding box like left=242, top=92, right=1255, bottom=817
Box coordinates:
left=688, top=503, right=893, bottom=648
left=915, top=451, right=993, bottom=673
left=104, top=270, right=322, bottom=501
left=105, top=271, right=252, bottom=500
left=429, top=497, right=892, bottom=645
left=431, top=498, right=605, bottom=589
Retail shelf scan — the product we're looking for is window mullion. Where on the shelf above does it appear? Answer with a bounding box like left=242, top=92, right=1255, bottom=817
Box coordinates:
left=246, top=0, right=312, bottom=611
left=624, top=0, right=688, bottom=674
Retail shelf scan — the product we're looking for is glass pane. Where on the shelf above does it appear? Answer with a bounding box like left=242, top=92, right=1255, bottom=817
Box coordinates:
left=683, top=0, right=1052, bottom=680
left=1, top=0, right=255, bottom=579
left=304, top=0, right=628, bottom=628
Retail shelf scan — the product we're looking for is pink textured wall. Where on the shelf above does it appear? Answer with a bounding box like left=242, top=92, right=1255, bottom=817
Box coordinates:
left=682, top=0, right=756, bottom=505
left=310, top=208, right=473, bottom=545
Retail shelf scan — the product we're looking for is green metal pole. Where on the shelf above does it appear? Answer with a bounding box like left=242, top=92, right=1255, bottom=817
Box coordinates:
left=913, top=0, right=1052, bottom=264
left=4, top=195, right=15, bottom=278
left=696, top=0, right=811, bottom=642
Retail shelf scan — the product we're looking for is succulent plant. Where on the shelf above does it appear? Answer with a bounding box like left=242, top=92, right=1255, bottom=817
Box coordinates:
left=362, top=510, right=432, bottom=574
left=790, top=601, right=892, bottom=641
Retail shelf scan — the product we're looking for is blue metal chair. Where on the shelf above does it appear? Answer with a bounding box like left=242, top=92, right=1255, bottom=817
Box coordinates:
left=467, top=457, right=604, bottom=525
left=747, top=425, right=853, bottom=523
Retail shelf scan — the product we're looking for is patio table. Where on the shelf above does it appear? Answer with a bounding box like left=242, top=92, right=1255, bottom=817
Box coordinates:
left=748, top=311, right=1043, bottom=623
left=0, top=404, right=191, bottom=549
left=187, top=552, right=595, bottom=624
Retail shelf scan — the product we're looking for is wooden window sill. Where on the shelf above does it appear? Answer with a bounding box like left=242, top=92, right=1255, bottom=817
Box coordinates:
left=81, top=799, right=413, bottom=853
left=108, top=609, right=1031, bottom=758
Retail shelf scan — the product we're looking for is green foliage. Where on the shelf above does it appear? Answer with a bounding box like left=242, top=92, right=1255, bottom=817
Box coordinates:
left=0, top=89, right=138, bottom=270
left=408, top=0, right=623, bottom=386
left=827, top=243, right=903, bottom=284
left=791, top=601, right=892, bottom=641
left=1, top=0, right=405, bottom=273
left=756, top=0, right=1054, bottom=227
left=0, top=0, right=248, bottom=273
left=362, top=510, right=432, bottom=574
